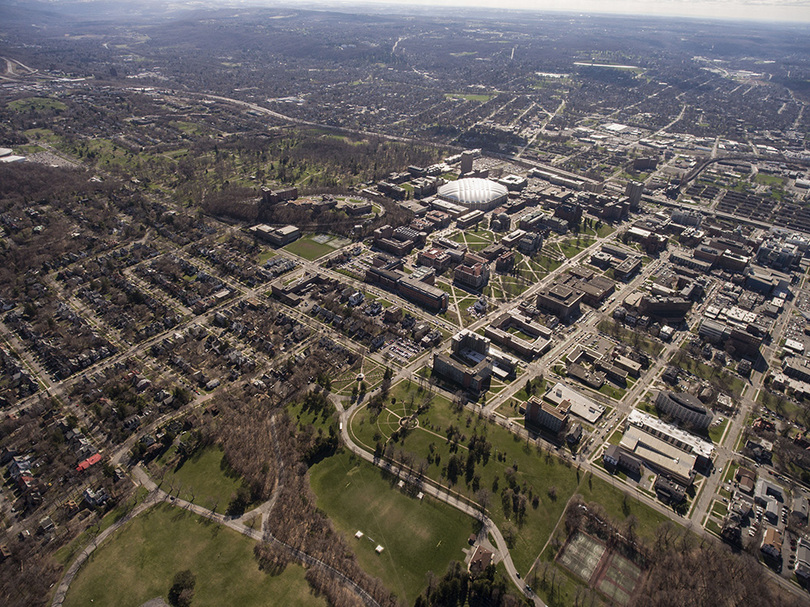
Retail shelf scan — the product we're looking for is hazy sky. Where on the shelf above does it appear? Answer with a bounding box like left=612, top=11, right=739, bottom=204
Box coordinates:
left=311, top=0, right=810, bottom=22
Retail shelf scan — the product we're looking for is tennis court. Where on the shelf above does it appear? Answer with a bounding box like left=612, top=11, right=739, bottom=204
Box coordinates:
left=557, top=532, right=605, bottom=582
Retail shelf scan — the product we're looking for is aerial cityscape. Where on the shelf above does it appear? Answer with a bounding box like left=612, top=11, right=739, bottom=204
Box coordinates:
left=1, top=1, right=810, bottom=606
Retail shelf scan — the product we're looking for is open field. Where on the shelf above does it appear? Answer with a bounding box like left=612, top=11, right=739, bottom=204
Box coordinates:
left=283, top=234, right=341, bottom=260
left=54, top=487, right=150, bottom=567
left=349, top=380, right=670, bottom=573
left=63, top=503, right=324, bottom=607
left=445, top=92, right=495, bottom=102
left=156, top=446, right=248, bottom=513
left=708, top=417, right=729, bottom=443
left=557, top=237, right=596, bottom=259
left=8, top=96, right=67, bottom=112
left=309, top=451, right=473, bottom=603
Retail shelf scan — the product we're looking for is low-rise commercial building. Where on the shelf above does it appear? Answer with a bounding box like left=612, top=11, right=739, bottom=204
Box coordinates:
left=484, top=310, right=552, bottom=359
left=544, top=382, right=605, bottom=424
left=536, top=284, right=582, bottom=322
left=250, top=224, right=301, bottom=246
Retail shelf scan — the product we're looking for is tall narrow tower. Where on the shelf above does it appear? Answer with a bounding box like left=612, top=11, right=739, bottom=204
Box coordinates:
left=460, top=151, right=473, bottom=175
left=625, top=181, right=644, bottom=211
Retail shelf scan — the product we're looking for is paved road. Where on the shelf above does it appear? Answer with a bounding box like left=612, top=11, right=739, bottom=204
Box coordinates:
left=54, top=454, right=383, bottom=607
left=335, top=395, right=543, bottom=605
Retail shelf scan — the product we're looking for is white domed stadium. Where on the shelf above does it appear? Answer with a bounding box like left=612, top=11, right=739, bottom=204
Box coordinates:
left=437, top=177, right=508, bottom=211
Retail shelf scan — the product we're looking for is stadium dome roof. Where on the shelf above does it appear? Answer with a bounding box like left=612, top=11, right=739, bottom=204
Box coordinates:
left=437, top=178, right=508, bottom=209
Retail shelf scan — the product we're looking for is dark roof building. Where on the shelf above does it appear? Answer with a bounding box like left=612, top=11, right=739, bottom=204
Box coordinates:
left=536, top=284, right=582, bottom=322
left=655, top=391, right=714, bottom=430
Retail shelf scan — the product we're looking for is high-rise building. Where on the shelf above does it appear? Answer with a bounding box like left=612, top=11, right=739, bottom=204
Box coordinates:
left=460, top=151, right=474, bottom=175
left=625, top=181, right=644, bottom=210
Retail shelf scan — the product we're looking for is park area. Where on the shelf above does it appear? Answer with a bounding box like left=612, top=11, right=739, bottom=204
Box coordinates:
left=349, top=380, right=670, bottom=575
left=153, top=445, right=251, bottom=514
left=309, top=451, right=473, bottom=604
left=63, top=503, right=324, bottom=607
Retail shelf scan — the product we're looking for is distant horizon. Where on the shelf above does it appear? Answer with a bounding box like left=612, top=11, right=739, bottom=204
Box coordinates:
left=7, top=0, right=810, bottom=25
left=268, top=0, right=810, bottom=24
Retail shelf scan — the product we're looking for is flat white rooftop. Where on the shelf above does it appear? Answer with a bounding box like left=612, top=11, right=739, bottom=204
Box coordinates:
left=621, top=426, right=696, bottom=484
left=627, top=409, right=714, bottom=460
left=545, top=382, right=605, bottom=424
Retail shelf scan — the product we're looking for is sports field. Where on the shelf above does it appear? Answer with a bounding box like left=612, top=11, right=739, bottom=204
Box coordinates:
left=556, top=531, right=642, bottom=606
left=309, top=451, right=472, bottom=604
left=284, top=234, right=350, bottom=260
left=596, top=551, right=642, bottom=605
left=557, top=532, right=605, bottom=581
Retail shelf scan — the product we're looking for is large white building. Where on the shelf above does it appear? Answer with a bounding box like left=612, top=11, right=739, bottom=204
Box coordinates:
left=437, top=178, right=508, bottom=211
left=544, top=382, right=605, bottom=424
left=612, top=410, right=715, bottom=486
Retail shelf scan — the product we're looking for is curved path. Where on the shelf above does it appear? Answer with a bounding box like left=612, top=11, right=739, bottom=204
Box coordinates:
left=53, top=424, right=381, bottom=607
left=335, top=395, right=543, bottom=606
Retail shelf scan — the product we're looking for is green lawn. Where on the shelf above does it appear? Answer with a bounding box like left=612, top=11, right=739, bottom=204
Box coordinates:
left=558, top=237, right=596, bottom=259
left=63, top=503, right=324, bottom=607
left=54, top=487, right=150, bottom=567
left=533, top=254, right=563, bottom=273
left=157, top=446, right=248, bottom=513
left=283, top=235, right=336, bottom=260
left=596, top=224, right=615, bottom=238
left=711, top=500, right=728, bottom=518
left=598, top=383, right=627, bottom=401
left=257, top=249, right=276, bottom=264
left=8, top=96, right=67, bottom=112
left=444, top=92, right=495, bottom=102
left=754, top=173, right=786, bottom=187
left=706, top=519, right=722, bottom=537
left=309, top=451, right=473, bottom=603
left=350, top=382, right=669, bottom=575
left=758, top=389, right=805, bottom=424
left=723, top=462, right=739, bottom=484
left=708, top=417, right=729, bottom=444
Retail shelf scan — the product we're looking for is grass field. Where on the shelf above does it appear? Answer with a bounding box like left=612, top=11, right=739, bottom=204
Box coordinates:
left=596, top=224, right=616, bottom=238
left=309, top=451, right=473, bottom=603
left=8, top=96, right=67, bottom=112
left=598, top=383, right=627, bottom=401
left=63, top=503, right=324, bottom=607
left=257, top=249, right=276, bottom=264
left=709, top=417, right=729, bottom=443
left=445, top=92, right=495, bottom=102
left=283, top=235, right=338, bottom=260
left=350, top=380, right=669, bottom=574
left=157, top=446, right=248, bottom=513
left=54, top=487, right=150, bottom=567
left=577, top=474, right=671, bottom=543
left=754, top=173, right=786, bottom=187
left=558, top=237, right=596, bottom=259
left=532, top=254, right=564, bottom=273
